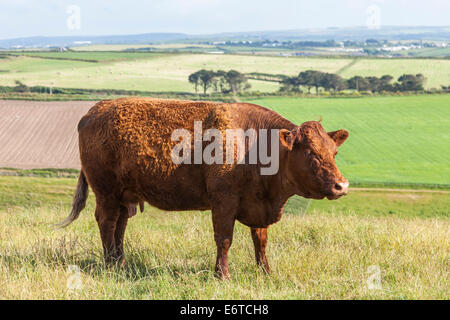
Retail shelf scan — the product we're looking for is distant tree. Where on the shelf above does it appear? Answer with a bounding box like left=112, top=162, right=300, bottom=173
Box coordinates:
left=298, top=70, right=324, bottom=95
left=196, top=69, right=217, bottom=94
left=380, top=74, right=394, bottom=83
left=380, top=74, right=394, bottom=91
left=397, top=73, right=426, bottom=91
left=280, top=76, right=302, bottom=92
left=297, top=71, right=314, bottom=93
left=188, top=72, right=200, bottom=93
left=214, top=70, right=227, bottom=93
left=415, top=73, right=426, bottom=89
left=365, top=76, right=384, bottom=92
left=320, top=73, right=347, bottom=92
left=223, top=70, right=250, bottom=94
left=347, top=76, right=371, bottom=91
left=275, top=69, right=429, bottom=95
left=189, top=69, right=251, bottom=95
left=348, top=75, right=395, bottom=92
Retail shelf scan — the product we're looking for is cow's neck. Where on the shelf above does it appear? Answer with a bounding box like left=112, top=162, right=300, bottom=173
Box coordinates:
left=259, top=156, right=297, bottom=223
left=232, top=103, right=298, bottom=223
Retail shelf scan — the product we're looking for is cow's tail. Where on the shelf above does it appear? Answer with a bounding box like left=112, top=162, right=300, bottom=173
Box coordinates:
left=56, top=170, right=89, bottom=229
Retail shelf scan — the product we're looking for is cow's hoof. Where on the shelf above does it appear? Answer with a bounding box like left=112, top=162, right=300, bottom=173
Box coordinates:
left=214, top=271, right=230, bottom=280
left=258, top=263, right=270, bottom=274
left=118, top=257, right=126, bottom=268
left=104, top=256, right=126, bottom=269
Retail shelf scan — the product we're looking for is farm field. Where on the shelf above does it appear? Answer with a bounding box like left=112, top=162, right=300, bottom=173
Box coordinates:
left=70, top=43, right=216, bottom=51
left=338, top=58, right=450, bottom=87
left=0, top=100, right=92, bottom=169
left=0, top=95, right=449, bottom=187
left=0, top=175, right=448, bottom=299
left=248, top=95, right=450, bottom=187
left=0, top=68, right=448, bottom=300
left=3, top=51, right=167, bottom=62
left=69, top=42, right=450, bottom=58
left=1, top=52, right=449, bottom=92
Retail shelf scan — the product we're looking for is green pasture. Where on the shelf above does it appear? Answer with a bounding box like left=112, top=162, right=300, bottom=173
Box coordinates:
left=3, top=51, right=165, bottom=62
left=339, top=58, right=450, bottom=88
left=70, top=43, right=215, bottom=51
left=0, top=52, right=448, bottom=92
left=247, top=95, right=450, bottom=186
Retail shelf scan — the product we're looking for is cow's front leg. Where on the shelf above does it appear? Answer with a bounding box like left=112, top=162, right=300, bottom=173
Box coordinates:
left=250, top=227, right=270, bottom=273
left=211, top=196, right=238, bottom=280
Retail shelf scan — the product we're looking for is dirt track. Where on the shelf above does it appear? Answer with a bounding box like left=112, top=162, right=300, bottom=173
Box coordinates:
left=0, top=100, right=95, bottom=169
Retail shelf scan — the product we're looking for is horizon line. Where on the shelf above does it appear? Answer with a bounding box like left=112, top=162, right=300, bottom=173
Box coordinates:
left=1, top=25, right=449, bottom=42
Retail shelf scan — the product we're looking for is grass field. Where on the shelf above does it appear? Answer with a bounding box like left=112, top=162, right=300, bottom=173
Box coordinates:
left=248, top=95, right=450, bottom=187
left=0, top=52, right=449, bottom=92
left=0, top=176, right=448, bottom=299
left=70, top=44, right=215, bottom=51
left=3, top=51, right=166, bottom=62
left=339, top=58, right=450, bottom=88
left=0, top=51, right=448, bottom=299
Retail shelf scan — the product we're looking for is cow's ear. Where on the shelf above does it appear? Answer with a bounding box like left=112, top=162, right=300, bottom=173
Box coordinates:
left=328, top=129, right=349, bottom=147
left=279, top=129, right=295, bottom=151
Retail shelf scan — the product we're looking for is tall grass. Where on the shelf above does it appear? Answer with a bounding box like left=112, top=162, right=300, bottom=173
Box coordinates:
left=0, top=171, right=448, bottom=299
left=0, top=203, right=448, bottom=299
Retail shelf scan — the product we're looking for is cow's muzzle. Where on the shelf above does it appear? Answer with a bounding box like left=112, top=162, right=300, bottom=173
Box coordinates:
left=325, top=180, right=349, bottom=200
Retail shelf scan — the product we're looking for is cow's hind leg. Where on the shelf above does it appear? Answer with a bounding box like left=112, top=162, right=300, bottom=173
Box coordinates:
left=114, top=205, right=129, bottom=267
left=250, top=227, right=270, bottom=273
left=95, top=198, right=121, bottom=266
left=213, top=217, right=235, bottom=280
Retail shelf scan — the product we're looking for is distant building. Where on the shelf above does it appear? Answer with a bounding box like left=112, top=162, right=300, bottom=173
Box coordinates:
left=72, top=41, right=92, bottom=45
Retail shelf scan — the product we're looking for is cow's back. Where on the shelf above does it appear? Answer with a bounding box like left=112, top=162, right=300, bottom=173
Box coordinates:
left=77, top=98, right=233, bottom=210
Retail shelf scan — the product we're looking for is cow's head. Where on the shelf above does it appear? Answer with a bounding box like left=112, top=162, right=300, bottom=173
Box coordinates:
left=279, top=121, right=349, bottom=200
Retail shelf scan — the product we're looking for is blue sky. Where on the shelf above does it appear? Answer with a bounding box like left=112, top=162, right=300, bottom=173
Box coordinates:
left=0, top=0, right=449, bottom=39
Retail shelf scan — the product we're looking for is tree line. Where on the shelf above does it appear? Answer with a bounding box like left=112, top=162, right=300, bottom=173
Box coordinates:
left=188, top=70, right=251, bottom=95
left=189, top=69, right=427, bottom=95
left=280, top=71, right=426, bottom=94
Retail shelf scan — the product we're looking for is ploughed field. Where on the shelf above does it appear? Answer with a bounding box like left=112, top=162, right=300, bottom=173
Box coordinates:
left=0, top=95, right=449, bottom=187
left=0, top=176, right=448, bottom=299
left=0, top=100, right=92, bottom=169
left=1, top=52, right=449, bottom=91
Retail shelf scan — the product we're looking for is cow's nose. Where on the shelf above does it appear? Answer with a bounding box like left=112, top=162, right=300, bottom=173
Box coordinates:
left=332, top=181, right=349, bottom=195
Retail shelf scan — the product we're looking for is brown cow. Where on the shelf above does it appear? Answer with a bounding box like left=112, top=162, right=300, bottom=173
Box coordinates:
left=59, top=97, right=349, bottom=279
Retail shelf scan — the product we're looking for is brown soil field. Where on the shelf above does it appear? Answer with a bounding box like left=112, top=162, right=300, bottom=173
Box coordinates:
left=0, top=100, right=94, bottom=169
